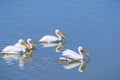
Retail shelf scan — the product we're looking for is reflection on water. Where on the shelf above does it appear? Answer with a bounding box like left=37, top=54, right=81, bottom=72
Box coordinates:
left=1, top=38, right=37, bottom=69
left=39, top=29, right=66, bottom=52
left=0, top=0, right=120, bottom=79
left=1, top=53, right=23, bottom=65
left=39, top=41, right=66, bottom=52
left=1, top=36, right=90, bottom=72
left=63, top=59, right=90, bottom=72
left=1, top=48, right=36, bottom=69
left=19, top=49, right=36, bottom=69
left=1, top=47, right=90, bottom=72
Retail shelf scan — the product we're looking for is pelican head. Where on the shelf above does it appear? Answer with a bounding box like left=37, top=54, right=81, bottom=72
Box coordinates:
left=78, top=46, right=90, bottom=59
left=18, top=39, right=29, bottom=49
left=55, top=29, right=66, bottom=40
left=27, top=38, right=36, bottom=50
left=27, top=38, right=32, bottom=44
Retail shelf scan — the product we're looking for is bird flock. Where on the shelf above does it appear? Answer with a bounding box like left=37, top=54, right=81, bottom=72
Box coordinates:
left=1, top=29, right=90, bottom=71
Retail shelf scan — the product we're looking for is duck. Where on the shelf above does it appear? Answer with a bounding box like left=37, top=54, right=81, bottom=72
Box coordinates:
left=39, top=29, right=66, bottom=43
left=62, top=46, right=90, bottom=60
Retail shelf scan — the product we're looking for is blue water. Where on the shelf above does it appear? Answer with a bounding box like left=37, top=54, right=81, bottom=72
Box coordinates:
left=0, top=0, right=120, bottom=80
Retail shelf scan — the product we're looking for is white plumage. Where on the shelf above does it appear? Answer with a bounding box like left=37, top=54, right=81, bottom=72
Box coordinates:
left=1, top=39, right=27, bottom=54
left=27, top=38, right=36, bottom=50
left=2, top=46, right=23, bottom=54
left=1, top=38, right=36, bottom=55
left=39, top=29, right=66, bottom=43
left=40, top=35, right=59, bottom=43
left=62, top=46, right=84, bottom=60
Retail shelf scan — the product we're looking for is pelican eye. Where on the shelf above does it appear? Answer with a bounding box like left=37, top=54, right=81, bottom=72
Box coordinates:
left=21, top=42, right=25, bottom=45
left=29, top=40, right=32, bottom=43
left=80, top=49, right=85, bottom=53
left=57, top=31, right=61, bottom=35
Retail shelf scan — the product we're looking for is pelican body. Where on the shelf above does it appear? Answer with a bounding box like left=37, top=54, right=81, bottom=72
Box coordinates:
left=1, top=39, right=29, bottom=55
left=62, top=46, right=90, bottom=60
left=39, top=29, right=66, bottom=43
left=1, top=38, right=36, bottom=55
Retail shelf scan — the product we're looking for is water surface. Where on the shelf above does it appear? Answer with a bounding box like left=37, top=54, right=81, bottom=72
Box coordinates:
left=0, top=0, right=120, bottom=80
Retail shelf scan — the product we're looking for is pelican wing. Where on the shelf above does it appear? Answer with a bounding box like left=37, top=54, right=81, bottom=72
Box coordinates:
left=14, top=43, right=22, bottom=48
left=2, top=46, right=13, bottom=52
left=62, top=49, right=82, bottom=60
left=2, top=46, right=18, bottom=53
left=39, top=35, right=58, bottom=43
left=1, top=45, right=23, bottom=54
left=14, top=43, right=26, bottom=53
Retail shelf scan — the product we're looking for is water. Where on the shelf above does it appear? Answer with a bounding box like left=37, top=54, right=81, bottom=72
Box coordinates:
left=0, top=0, right=120, bottom=80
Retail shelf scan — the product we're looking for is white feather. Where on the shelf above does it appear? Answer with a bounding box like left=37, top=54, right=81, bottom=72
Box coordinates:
left=62, top=49, right=83, bottom=60
left=1, top=43, right=25, bottom=54
left=39, top=35, right=58, bottom=43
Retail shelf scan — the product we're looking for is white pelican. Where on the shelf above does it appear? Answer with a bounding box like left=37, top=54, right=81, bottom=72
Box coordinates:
left=1, top=39, right=29, bottom=55
left=62, top=46, right=90, bottom=60
left=27, top=38, right=36, bottom=50
left=39, top=29, right=66, bottom=43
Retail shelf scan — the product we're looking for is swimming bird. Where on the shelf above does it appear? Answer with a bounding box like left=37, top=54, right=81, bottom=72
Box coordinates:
left=39, top=29, right=66, bottom=43
left=62, top=46, right=90, bottom=60
left=26, top=38, right=36, bottom=58
left=1, top=39, right=29, bottom=55
left=27, top=38, right=36, bottom=50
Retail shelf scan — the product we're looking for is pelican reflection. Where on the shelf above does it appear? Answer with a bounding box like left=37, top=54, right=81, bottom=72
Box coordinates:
left=1, top=47, right=36, bottom=69
left=39, top=42, right=66, bottom=52
left=19, top=48, right=36, bottom=69
left=1, top=53, right=23, bottom=65
left=62, top=59, right=90, bottom=72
